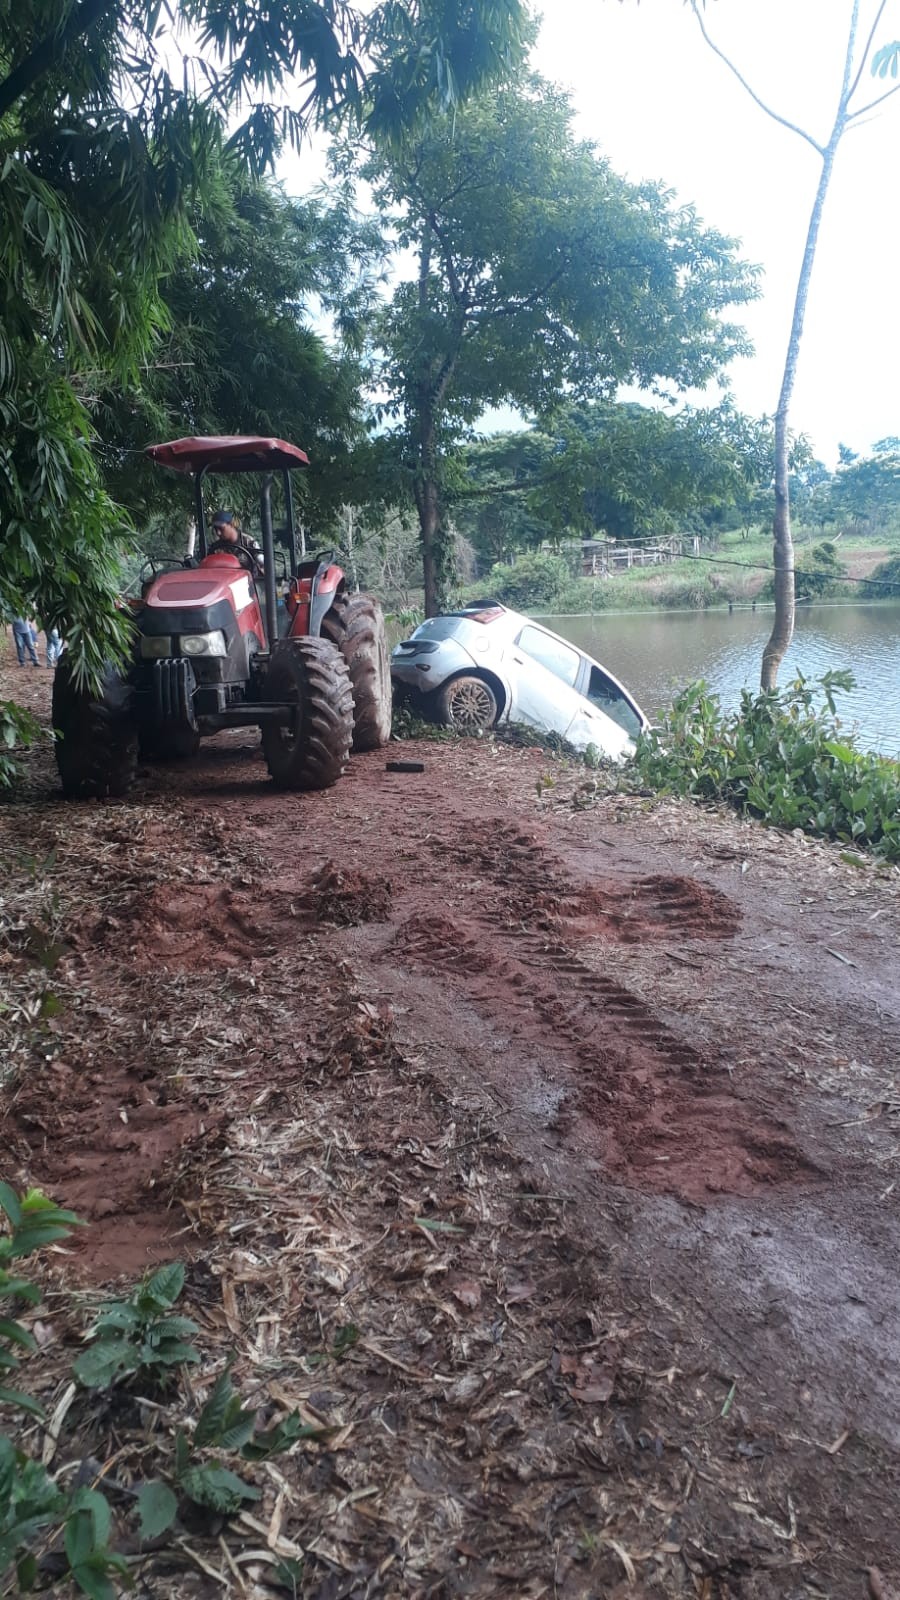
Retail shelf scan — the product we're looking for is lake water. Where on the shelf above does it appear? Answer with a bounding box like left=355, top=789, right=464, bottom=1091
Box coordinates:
left=543, top=602, right=900, bottom=757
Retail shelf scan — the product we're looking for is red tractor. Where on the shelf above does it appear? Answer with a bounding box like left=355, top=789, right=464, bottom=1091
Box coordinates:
left=53, top=435, right=392, bottom=797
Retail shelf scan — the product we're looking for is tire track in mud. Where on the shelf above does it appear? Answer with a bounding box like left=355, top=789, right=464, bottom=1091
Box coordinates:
left=390, top=817, right=817, bottom=1201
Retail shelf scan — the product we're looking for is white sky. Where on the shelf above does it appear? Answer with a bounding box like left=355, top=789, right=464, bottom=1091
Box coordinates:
left=280, top=0, right=900, bottom=465
left=535, top=0, right=900, bottom=464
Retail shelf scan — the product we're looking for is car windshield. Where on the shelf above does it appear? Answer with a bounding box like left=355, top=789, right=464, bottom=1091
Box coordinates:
left=586, top=666, right=644, bottom=740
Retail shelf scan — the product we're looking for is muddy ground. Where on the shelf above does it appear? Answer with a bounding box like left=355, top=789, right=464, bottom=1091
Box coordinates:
left=1, top=652, right=899, bottom=1599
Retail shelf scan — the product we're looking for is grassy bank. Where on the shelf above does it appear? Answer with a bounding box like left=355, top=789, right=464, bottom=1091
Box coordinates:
left=463, top=529, right=899, bottom=615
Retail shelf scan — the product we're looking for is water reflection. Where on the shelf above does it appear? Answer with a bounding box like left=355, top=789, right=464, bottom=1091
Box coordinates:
left=543, top=602, right=900, bottom=756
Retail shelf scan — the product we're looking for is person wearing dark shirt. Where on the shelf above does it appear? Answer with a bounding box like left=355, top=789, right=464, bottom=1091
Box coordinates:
left=208, top=511, right=264, bottom=575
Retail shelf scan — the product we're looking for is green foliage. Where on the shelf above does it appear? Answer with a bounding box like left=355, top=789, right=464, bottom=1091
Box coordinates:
left=1, top=0, right=525, bottom=713
left=758, top=540, right=846, bottom=602
left=348, top=71, right=759, bottom=607
left=95, top=177, right=384, bottom=538
left=0, top=1185, right=80, bottom=1413
left=824, top=446, right=900, bottom=535
left=1, top=1204, right=326, bottom=1588
left=865, top=553, right=900, bottom=597
left=73, top=1262, right=201, bottom=1390
left=1, top=1445, right=128, bottom=1599
left=136, top=1364, right=327, bottom=1536
left=635, top=673, right=900, bottom=860
left=483, top=552, right=574, bottom=607
left=0, top=703, right=42, bottom=791
left=1, top=1191, right=126, bottom=1598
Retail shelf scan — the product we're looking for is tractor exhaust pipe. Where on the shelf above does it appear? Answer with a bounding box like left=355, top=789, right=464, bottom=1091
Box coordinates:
left=260, top=475, right=279, bottom=652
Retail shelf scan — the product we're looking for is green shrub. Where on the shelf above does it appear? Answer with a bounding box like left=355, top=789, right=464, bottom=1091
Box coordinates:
left=1, top=1185, right=81, bottom=1412
left=1, top=1189, right=327, bottom=1594
left=0, top=703, right=42, bottom=790
left=758, top=540, right=847, bottom=602
left=635, top=671, right=900, bottom=859
left=1, top=1188, right=129, bottom=1599
left=865, top=553, right=900, bottom=597
left=480, top=552, right=573, bottom=607
left=73, top=1262, right=201, bottom=1390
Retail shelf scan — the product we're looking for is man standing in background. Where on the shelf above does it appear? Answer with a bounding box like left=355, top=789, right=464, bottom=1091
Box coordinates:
left=12, top=618, right=39, bottom=667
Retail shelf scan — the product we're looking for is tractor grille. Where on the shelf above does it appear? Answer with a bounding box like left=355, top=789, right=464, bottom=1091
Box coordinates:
left=153, top=658, right=198, bottom=728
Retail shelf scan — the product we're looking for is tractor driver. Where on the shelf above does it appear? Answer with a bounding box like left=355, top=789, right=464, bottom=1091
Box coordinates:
left=208, top=510, right=264, bottom=577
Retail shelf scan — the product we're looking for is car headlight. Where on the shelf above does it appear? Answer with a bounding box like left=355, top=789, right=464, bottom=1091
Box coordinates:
left=179, top=632, right=227, bottom=658
left=140, top=635, right=172, bottom=659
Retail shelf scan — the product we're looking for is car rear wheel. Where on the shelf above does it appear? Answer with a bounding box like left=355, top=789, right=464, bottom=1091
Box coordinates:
left=436, top=674, right=498, bottom=733
left=262, top=637, right=353, bottom=790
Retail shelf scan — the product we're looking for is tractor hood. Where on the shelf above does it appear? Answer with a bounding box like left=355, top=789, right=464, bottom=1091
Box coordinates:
left=144, top=560, right=256, bottom=616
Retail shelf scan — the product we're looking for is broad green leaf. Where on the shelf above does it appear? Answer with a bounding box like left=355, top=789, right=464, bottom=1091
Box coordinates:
left=0, top=1318, right=37, bottom=1351
left=136, top=1479, right=178, bottom=1539
left=142, top=1263, right=185, bottom=1308
left=0, top=1384, right=45, bottom=1417
left=73, top=1339, right=137, bottom=1388
left=194, top=1367, right=236, bottom=1447
left=179, top=1464, right=260, bottom=1512
left=0, top=1185, right=22, bottom=1228
left=0, top=1436, right=15, bottom=1510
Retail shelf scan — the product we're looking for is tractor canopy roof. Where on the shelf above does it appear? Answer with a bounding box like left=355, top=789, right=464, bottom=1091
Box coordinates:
left=145, top=436, right=310, bottom=474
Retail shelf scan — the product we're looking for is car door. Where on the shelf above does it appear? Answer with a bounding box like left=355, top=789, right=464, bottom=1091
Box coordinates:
left=565, top=659, right=646, bottom=756
left=509, top=624, right=588, bottom=737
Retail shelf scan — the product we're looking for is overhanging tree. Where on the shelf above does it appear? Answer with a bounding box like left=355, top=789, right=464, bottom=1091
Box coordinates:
left=346, top=76, right=759, bottom=614
left=92, top=175, right=384, bottom=538
left=689, top=0, right=900, bottom=688
left=0, top=0, right=526, bottom=684
left=452, top=402, right=774, bottom=559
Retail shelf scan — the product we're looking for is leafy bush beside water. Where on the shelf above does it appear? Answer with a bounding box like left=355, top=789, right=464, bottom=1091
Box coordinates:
left=757, top=539, right=847, bottom=602
left=635, top=671, right=900, bottom=861
left=865, top=552, right=900, bottom=597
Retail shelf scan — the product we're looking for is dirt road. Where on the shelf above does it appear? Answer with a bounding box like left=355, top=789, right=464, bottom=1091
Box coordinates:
left=2, top=659, right=900, bottom=1598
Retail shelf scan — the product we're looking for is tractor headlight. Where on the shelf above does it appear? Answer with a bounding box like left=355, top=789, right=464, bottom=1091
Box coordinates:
left=140, top=635, right=173, bottom=659
left=179, top=631, right=227, bottom=658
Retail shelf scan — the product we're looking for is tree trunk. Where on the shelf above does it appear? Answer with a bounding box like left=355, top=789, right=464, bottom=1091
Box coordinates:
left=761, top=138, right=840, bottom=689
left=760, top=3, right=860, bottom=689
left=420, top=479, right=441, bottom=617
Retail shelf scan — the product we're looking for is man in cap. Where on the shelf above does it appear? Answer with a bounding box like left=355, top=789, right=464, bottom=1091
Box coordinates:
left=208, top=510, right=265, bottom=576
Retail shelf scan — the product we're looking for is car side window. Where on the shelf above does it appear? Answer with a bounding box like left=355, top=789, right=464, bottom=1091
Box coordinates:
left=516, top=626, right=581, bottom=688
left=586, top=666, right=644, bottom=739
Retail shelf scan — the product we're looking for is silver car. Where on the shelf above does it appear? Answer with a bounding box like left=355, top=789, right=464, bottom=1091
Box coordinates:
left=391, top=601, right=649, bottom=759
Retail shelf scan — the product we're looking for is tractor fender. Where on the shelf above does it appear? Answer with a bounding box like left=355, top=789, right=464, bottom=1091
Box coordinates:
left=310, top=571, right=345, bottom=637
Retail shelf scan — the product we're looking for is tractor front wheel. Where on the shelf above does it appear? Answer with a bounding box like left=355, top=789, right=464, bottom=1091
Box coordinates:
left=52, top=660, right=139, bottom=799
left=262, top=637, right=353, bottom=790
left=321, top=592, right=392, bottom=751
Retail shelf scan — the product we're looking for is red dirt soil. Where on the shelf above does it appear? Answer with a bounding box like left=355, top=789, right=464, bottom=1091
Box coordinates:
left=2, top=653, right=900, bottom=1596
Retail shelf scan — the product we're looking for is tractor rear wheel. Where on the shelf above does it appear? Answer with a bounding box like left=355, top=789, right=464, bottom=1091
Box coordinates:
left=52, top=660, right=139, bottom=799
left=262, top=637, right=353, bottom=790
left=321, top=592, right=392, bottom=751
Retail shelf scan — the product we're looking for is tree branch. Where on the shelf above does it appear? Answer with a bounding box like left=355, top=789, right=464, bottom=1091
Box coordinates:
left=427, top=210, right=466, bottom=310
left=848, top=79, right=900, bottom=119
left=689, top=0, right=825, bottom=155
left=0, top=0, right=115, bottom=122
left=846, top=0, right=888, bottom=104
